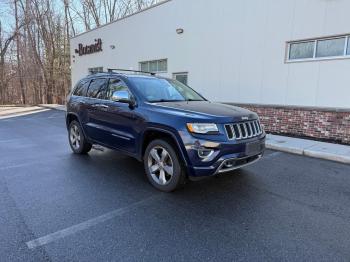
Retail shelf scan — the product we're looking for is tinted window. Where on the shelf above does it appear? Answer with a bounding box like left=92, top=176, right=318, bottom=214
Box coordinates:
left=95, top=80, right=109, bottom=99
left=289, top=41, right=314, bottom=60
left=106, top=79, right=130, bottom=100
left=139, top=59, right=167, bottom=73
left=88, top=67, right=103, bottom=74
left=73, top=80, right=90, bottom=96
left=288, top=34, right=350, bottom=61
left=86, top=78, right=107, bottom=98
left=129, top=77, right=204, bottom=102
left=140, top=62, right=148, bottom=72
left=174, top=73, right=188, bottom=85
left=316, top=37, right=346, bottom=58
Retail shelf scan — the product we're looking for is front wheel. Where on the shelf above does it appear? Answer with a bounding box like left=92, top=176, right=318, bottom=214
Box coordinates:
left=144, top=139, right=186, bottom=192
left=68, top=120, right=92, bottom=154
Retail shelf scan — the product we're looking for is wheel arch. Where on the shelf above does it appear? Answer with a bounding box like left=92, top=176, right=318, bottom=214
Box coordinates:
left=66, top=112, right=80, bottom=129
left=65, top=112, right=90, bottom=142
left=141, top=127, right=189, bottom=167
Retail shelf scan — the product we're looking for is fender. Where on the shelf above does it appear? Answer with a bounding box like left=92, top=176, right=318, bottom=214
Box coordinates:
left=140, top=126, right=190, bottom=167
left=65, top=112, right=90, bottom=141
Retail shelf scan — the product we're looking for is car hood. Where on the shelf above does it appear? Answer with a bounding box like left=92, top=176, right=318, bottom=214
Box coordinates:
left=150, top=101, right=257, bottom=121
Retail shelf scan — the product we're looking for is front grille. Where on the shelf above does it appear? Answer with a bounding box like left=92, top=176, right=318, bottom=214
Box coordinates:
left=224, top=120, right=263, bottom=140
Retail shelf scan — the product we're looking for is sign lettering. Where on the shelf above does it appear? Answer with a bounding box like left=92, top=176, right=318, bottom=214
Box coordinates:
left=75, top=38, right=102, bottom=56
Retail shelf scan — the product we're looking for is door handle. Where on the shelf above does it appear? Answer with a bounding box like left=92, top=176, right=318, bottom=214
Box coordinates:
left=92, top=104, right=109, bottom=109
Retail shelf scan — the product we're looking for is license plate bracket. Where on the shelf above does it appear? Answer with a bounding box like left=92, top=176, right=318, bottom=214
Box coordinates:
left=245, top=141, right=263, bottom=155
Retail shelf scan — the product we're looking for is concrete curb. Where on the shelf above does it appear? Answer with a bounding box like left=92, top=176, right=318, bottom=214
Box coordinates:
left=265, top=143, right=303, bottom=155
left=303, top=149, right=350, bottom=165
left=266, top=135, right=350, bottom=165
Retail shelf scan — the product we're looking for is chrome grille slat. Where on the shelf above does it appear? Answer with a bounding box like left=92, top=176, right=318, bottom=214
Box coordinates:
left=256, top=121, right=261, bottom=133
left=225, top=120, right=263, bottom=140
left=237, top=124, right=243, bottom=139
left=254, top=120, right=260, bottom=133
left=249, top=122, right=254, bottom=137
left=242, top=124, right=248, bottom=138
left=230, top=124, right=236, bottom=139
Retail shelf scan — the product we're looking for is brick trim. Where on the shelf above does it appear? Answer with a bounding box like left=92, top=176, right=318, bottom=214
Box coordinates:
left=225, top=103, right=350, bottom=145
left=230, top=103, right=350, bottom=113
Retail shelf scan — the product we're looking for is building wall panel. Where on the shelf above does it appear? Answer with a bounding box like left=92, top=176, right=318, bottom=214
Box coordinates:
left=70, top=0, right=350, bottom=109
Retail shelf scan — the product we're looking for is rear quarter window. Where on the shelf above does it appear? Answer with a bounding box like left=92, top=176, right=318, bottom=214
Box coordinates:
left=73, top=80, right=90, bottom=97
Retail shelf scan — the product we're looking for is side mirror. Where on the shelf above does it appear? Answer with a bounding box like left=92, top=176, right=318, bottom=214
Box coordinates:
left=111, top=90, right=136, bottom=108
left=111, top=90, right=131, bottom=103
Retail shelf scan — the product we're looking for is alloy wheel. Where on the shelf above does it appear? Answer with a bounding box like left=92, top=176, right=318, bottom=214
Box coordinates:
left=70, top=124, right=81, bottom=150
left=147, top=146, right=174, bottom=186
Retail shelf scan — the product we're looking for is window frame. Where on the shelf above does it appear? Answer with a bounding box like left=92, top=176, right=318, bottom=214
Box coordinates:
left=286, top=34, right=350, bottom=63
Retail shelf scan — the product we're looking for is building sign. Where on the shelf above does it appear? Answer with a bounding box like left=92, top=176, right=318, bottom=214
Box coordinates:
left=75, top=38, right=102, bottom=56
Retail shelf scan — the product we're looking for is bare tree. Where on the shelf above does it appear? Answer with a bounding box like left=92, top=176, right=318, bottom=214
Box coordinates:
left=0, top=0, right=164, bottom=105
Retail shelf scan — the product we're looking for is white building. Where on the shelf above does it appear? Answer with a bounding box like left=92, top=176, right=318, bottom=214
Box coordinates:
left=70, top=0, right=350, bottom=144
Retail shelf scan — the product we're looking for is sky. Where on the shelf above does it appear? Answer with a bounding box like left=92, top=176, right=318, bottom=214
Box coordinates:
left=0, top=0, right=164, bottom=37
left=0, top=0, right=15, bottom=33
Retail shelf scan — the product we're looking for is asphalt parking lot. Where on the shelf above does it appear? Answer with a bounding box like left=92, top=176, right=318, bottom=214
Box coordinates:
left=1, top=110, right=350, bottom=262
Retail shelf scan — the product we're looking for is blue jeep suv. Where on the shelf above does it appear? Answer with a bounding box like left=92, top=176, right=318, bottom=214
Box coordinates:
left=66, top=70, right=265, bottom=191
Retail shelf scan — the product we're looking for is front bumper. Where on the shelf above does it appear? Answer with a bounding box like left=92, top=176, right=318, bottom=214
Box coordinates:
left=184, top=134, right=266, bottom=177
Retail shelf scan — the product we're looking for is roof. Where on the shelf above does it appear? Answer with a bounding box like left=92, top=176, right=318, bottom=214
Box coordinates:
left=70, top=0, right=172, bottom=40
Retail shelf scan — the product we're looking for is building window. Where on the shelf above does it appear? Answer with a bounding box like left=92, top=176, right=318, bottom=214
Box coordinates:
left=139, top=59, right=167, bottom=73
left=289, top=41, right=314, bottom=60
left=88, top=67, right=103, bottom=74
left=316, top=37, right=346, bottom=58
left=173, top=72, right=188, bottom=85
left=287, top=34, right=350, bottom=62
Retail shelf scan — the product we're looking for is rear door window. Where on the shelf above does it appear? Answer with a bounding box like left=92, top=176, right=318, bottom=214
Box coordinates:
left=86, top=78, right=108, bottom=98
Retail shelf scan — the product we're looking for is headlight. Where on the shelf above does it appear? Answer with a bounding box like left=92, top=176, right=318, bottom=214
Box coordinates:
left=186, top=123, right=219, bottom=134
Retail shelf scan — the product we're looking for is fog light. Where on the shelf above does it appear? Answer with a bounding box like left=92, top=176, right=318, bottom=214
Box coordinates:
left=223, top=160, right=235, bottom=168
left=198, top=148, right=214, bottom=159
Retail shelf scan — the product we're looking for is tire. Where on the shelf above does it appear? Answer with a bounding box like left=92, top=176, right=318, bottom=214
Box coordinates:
left=144, top=139, right=186, bottom=192
left=68, top=120, right=92, bottom=154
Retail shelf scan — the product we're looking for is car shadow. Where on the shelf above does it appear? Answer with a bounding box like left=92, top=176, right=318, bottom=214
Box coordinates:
left=68, top=147, right=261, bottom=213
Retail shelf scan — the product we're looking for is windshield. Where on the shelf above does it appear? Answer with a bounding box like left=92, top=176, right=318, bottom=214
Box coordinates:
left=128, top=77, right=205, bottom=103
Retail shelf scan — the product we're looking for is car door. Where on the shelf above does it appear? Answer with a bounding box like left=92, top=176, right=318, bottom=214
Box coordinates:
left=83, top=77, right=110, bottom=142
left=95, top=78, right=139, bottom=153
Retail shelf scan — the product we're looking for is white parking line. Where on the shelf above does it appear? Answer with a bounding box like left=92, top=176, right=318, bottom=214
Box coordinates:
left=26, top=195, right=160, bottom=249
left=0, top=139, right=23, bottom=143
left=0, top=162, right=37, bottom=171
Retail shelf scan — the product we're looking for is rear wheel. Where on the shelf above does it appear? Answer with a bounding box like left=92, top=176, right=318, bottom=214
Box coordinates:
left=144, top=139, right=186, bottom=192
left=68, top=120, right=92, bottom=154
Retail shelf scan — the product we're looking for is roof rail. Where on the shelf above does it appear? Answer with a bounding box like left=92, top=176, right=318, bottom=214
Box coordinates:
left=107, top=68, right=156, bottom=76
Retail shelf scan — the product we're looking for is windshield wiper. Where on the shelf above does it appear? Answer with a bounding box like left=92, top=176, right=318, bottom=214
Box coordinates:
left=149, top=99, right=185, bottom=103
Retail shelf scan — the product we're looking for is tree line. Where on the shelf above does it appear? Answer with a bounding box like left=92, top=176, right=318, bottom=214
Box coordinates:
left=0, top=0, right=161, bottom=105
